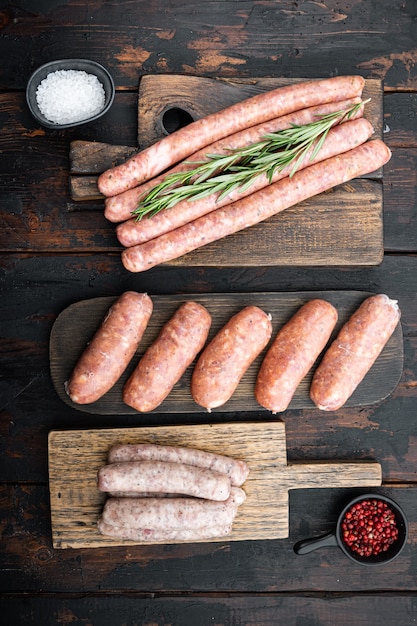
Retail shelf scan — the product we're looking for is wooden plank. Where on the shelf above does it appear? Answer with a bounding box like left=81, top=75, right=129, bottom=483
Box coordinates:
left=49, top=291, right=403, bottom=416
left=48, top=422, right=382, bottom=548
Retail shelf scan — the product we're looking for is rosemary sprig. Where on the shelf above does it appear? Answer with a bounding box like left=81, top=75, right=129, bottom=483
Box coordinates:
left=133, top=99, right=369, bottom=219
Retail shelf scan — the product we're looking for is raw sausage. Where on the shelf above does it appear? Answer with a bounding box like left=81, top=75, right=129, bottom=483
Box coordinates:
left=123, top=301, right=211, bottom=412
left=107, top=443, right=250, bottom=486
left=99, top=487, right=246, bottom=530
left=97, top=75, right=365, bottom=196
left=116, top=117, right=373, bottom=247
left=97, top=460, right=231, bottom=501
left=310, top=294, right=401, bottom=411
left=121, top=140, right=392, bottom=273
left=105, top=96, right=364, bottom=223
left=255, top=299, right=338, bottom=413
left=65, top=291, right=153, bottom=404
left=97, top=519, right=233, bottom=542
left=191, top=306, right=272, bottom=410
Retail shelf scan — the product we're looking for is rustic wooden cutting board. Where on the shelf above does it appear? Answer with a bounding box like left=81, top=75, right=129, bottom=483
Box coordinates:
left=69, top=76, right=385, bottom=267
left=48, top=422, right=382, bottom=548
left=49, top=291, right=403, bottom=416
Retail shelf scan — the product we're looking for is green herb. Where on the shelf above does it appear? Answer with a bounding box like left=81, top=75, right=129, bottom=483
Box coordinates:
left=133, top=99, right=369, bottom=220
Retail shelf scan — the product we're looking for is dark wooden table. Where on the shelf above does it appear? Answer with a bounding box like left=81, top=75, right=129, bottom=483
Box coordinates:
left=1, top=1, right=417, bottom=624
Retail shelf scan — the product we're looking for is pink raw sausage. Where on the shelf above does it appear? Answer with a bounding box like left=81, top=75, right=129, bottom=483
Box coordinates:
left=100, top=487, right=246, bottom=531
left=97, top=460, right=231, bottom=501
left=65, top=292, right=153, bottom=404
left=108, top=443, right=249, bottom=486
left=123, top=301, right=211, bottom=412
left=191, top=306, right=272, bottom=410
left=255, top=299, right=338, bottom=413
left=310, top=294, right=401, bottom=411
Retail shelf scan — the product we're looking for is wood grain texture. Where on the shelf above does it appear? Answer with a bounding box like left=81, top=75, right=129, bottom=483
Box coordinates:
left=49, top=291, right=403, bottom=415
left=48, top=422, right=382, bottom=548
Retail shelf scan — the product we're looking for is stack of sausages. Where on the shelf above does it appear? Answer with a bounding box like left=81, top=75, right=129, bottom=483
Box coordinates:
left=97, top=443, right=249, bottom=542
left=95, top=75, right=392, bottom=273
left=65, top=291, right=401, bottom=414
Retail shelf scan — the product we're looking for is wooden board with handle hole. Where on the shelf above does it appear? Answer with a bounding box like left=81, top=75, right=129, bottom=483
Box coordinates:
left=49, top=290, right=403, bottom=416
left=48, top=421, right=383, bottom=548
left=69, top=76, right=385, bottom=267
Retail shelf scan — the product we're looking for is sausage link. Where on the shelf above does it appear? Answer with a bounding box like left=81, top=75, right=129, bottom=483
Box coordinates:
left=108, top=443, right=249, bottom=486
left=100, top=487, right=245, bottom=531
left=191, top=306, right=272, bottom=410
left=97, top=461, right=231, bottom=501
left=98, top=76, right=365, bottom=196
left=255, top=299, right=338, bottom=413
left=121, top=140, right=392, bottom=273
left=122, top=301, right=212, bottom=412
left=116, top=117, right=373, bottom=246
left=65, top=292, right=153, bottom=404
left=97, top=519, right=233, bottom=542
left=310, top=294, right=401, bottom=411
left=106, top=96, right=364, bottom=224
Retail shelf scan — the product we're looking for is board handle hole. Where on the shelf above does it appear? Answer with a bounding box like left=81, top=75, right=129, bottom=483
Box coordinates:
left=162, top=107, right=194, bottom=134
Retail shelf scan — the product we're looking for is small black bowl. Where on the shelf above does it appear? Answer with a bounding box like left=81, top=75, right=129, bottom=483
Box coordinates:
left=26, top=59, right=115, bottom=129
left=294, top=493, right=408, bottom=566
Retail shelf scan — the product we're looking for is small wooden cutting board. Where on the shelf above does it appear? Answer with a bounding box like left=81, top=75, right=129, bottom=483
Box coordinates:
left=49, top=291, right=403, bottom=415
left=48, top=422, right=382, bottom=548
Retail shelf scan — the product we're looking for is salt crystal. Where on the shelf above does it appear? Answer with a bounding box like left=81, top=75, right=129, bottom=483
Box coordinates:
left=36, top=69, right=106, bottom=125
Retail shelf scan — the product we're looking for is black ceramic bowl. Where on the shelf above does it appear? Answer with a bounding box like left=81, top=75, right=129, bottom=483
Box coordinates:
left=26, top=59, right=115, bottom=129
left=294, top=493, right=408, bottom=566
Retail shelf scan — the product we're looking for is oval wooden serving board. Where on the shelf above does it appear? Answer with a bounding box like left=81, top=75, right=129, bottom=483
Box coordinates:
left=48, top=422, right=382, bottom=548
left=49, top=291, right=403, bottom=416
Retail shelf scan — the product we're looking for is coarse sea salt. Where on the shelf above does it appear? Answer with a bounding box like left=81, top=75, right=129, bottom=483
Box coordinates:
left=36, top=69, right=106, bottom=125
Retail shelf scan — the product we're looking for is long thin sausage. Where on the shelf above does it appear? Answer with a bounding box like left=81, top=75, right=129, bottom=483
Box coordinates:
left=97, top=76, right=365, bottom=196
left=97, top=461, right=231, bottom=501
left=123, top=301, right=211, bottom=412
left=107, top=443, right=249, bottom=486
left=310, top=294, right=401, bottom=411
left=121, top=140, right=392, bottom=273
left=105, top=96, right=364, bottom=223
left=97, top=519, right=233, bottom=542
left=255, top=299, right=338, bottom=413
left=65, top=292, right=153, bottom=404
left=100, top=487, right=246, bottom=531
left=191, top=306, right=272, bottom=411
left=116, top=117, right=373, bottom=247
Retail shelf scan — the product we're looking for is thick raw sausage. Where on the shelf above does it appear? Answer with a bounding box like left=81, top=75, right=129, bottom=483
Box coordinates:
left=116, top=117, right=373, bottom=247
left=255, top=299, right=338, bottom=413
left=65, top=292, right=153, bottom=404
left=310, top=294, right=401, bottom=411
left=105, top=96, right=364, bottom=223
left=97, top=76, right=365, bottom=196
left=107, top=443, right=250, bottom=486
left=97, top=519, right=233, bottom=542
left=191, top=306, right=272, bottom=410
left=99, top=487, right=246, bottom=531
left=122, top=301, right=211, bottom=412
left=121, top=140, right=392, bottom=273
left=97, top=460, right=231, bottom=501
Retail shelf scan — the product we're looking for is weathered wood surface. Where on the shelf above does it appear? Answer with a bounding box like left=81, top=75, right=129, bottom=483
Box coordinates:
left=50, top=291, right=403, bottom=414
left=1, top=0, right=417, bottom=624
left=48, top=422, right=382, bottom=547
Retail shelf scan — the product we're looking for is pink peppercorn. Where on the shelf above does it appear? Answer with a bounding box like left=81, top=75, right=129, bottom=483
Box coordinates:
left=341, top=498, right=399, bottom=557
